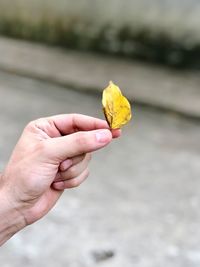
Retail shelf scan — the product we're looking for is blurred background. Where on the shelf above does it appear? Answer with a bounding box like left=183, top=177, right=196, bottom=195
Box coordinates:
left=1, top=0, right=200, bottom=68
left=0, top=1, right=200, bottom=267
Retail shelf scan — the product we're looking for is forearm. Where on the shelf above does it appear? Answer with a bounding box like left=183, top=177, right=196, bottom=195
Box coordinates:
left=0, top=174, right=26, bottom=246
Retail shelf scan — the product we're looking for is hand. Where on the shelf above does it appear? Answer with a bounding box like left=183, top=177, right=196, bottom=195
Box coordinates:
left=53, top=153, right=92, bottom=190
left=0, top=114, right=121, bottom=230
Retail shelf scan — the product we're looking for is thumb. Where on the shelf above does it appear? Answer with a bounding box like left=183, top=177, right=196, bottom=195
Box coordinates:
left=47, top=129, right=112, bottom=160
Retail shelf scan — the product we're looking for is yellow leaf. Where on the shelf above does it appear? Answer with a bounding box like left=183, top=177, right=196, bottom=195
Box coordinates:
left=102, top=81, right=132, bottom=129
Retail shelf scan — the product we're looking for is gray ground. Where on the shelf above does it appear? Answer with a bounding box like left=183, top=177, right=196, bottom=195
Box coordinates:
left=0, top=70, right=200, bottom=267
left=1, top=36, right=200, bottom=118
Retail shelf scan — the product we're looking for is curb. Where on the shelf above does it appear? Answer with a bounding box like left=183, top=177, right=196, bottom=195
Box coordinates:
left=0, top=37, right=200, bottom=119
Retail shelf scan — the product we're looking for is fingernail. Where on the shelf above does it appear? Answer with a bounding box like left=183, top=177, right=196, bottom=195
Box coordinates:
left=95, top=130, right=110, bottom=143
left=53, top=181, right=64, bottom=191
left=61, top=159, right=72, bottom=171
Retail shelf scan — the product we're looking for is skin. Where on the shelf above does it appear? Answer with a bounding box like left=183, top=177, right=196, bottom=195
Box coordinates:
left=0, top=114, right=121, bottom=246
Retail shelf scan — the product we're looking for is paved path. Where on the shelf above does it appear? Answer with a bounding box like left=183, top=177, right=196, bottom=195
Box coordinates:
left=0, top=71, right=200, bottom=267
left=1, top=37, right=200, bottom=118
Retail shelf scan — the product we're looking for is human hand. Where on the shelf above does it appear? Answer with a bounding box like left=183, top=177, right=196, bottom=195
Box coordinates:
left=0, top=114, right=120, bottom=235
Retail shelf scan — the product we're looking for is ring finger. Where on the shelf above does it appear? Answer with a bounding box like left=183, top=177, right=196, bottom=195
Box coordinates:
left=55, top=153, right=91, bottom=182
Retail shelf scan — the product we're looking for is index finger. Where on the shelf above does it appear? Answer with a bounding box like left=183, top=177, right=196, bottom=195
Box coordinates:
left=48, top=114, right=109, bottom=135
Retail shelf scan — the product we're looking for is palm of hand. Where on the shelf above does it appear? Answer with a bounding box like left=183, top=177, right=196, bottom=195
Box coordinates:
left=2, top=114, right=119, bottom=226
left=4, top=119, right=64, bottom=224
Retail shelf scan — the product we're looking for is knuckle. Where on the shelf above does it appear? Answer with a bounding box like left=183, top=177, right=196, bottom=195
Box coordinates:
left=68, top=178, right=80, bottom=188
left=25, top=118, right=46, bottom=132
left=25, top=120, right=36, bottom=131
left=68, top=169, right=89, bottom=188
left=85, top=168, right=90, bottom=178
left=67, top=166, right=77, bottom=178
left=25, top=118, right=44, bottom=133
left=82, top=168, right=90, bottom=180
left=75, top=132, right=90, bottom=150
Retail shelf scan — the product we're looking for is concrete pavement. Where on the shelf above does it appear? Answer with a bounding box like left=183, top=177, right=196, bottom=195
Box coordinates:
left=0, top=37, right=200, bottom=119
left=0, top=71, right=200, bottom=267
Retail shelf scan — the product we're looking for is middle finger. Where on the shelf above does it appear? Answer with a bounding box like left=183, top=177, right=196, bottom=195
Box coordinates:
left=55, top=153, right=92, bottom=182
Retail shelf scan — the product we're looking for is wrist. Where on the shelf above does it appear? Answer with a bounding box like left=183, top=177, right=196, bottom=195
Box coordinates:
left=0, top=173, right=27, bottom=246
